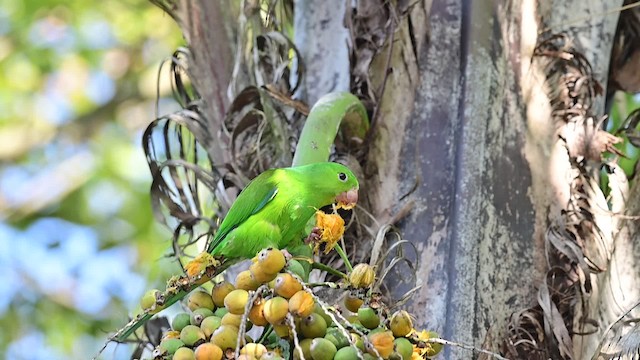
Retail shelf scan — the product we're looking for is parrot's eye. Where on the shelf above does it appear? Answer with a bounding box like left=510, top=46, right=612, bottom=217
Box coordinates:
left=338, top=172, right=348, bottom=182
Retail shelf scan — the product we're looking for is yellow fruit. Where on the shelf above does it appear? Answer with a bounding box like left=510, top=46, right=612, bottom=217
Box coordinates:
left=188, top=290, right=215, bottom=311
left=162, top=330, right=181, bottom=340
left=235, top=270, right=261, bottom=291
left=173, top=347, right=196, bottom=360
left=249, top=262, right=278, bottom=283
left=274, top=273, right=303, bottom=298
left=288, top=290, right=315, bottom=317
left=366, top=331, right=394, bottom=359
left=200, top=316, right=222, bottom=338
left=221, top=312, right=243, bottom=328
left=273, top=323, right=291, bottom=338
left=344, top=294, right=364, bottom=313
left=348, top=264, right=375, bottom=289
left=211, top=281, right=235, bottom=307
left=209, top=324, right=239, bottom=350
left=263, top=296, right=289, bottom=325
left=224, top=289, right=250, bottom=315
left=389, top=310, right=413, bottom=337
left=240, top=343, right=267, bottom=358
left=194, top=343, right=223, bottom=360
left=254, top=248, right=286, bottom=274
left=248, top=299, right=268, bottom=326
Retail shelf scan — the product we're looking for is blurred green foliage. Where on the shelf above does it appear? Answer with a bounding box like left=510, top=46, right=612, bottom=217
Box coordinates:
left=0, top=0, right=189, bottom=358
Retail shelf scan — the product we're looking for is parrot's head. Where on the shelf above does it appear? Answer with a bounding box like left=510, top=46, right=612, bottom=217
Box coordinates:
left=303, top=162, right=359, bottom=210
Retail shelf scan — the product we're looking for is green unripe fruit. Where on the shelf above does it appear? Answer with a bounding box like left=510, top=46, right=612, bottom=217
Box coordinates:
left=172, top=313, right=192, bottom=332
left=159, top=338, right=185, bottom=355
left=140, top=289, right=162, bottom=312
left=188, top=290, right=215, bottom=311
left=224, top=289, right=250, bottom=315
left=213, top=307, right=228, bottom=318
left=173, top=346, right=196, bottom=360
left=393, top=337, right=413, bottom=360
left=293, top=338, right=313, bottom=360
left=325, top=328, right=349, bottom=349
left=309, top=338, right=337, bottom=360
left=191, top=308, right=215, bottom=326
left=200, top=316, right=222, bottom=338
left=351, top=333, right=365, bottom=351
left=180, top=325, right=206, bottom=347
left=334, top=346, right=360, bottom=360
left=285, top=259, right=307, bottom=281
left=357, top=307, right=380, bottom=329
left=209, top=324, right=239, bottom=350
left=425, top=331, right=443, bottom=356
left=300, top=313, right=328, bottom=339
left=314, top=303, right=333, bottom=326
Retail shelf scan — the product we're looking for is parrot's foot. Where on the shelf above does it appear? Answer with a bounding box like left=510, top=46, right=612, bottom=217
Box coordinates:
left=281, top=248, right=293, bottom=261
left=305, top=226, right=322, bottom=244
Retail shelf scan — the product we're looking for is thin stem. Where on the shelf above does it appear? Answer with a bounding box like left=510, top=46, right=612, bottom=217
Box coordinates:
left=334, top=244, right=353, bottom=272
left=311, top=261, right=348, bottom=279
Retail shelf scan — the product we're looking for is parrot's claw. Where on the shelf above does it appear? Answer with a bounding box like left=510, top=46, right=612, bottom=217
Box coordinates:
left=281, top=249, right=293, bottom=260
left=305, top=227, right=323, bottom=244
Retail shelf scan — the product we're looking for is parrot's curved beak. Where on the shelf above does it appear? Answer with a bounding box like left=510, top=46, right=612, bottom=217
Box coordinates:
left=336, top=188, right=358, bottom=210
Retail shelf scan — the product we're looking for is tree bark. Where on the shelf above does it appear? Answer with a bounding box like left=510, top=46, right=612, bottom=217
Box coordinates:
left=363, top=0, right=623, bottom=357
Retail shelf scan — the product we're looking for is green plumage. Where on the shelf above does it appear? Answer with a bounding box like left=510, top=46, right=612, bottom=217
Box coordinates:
left=109, top=162, right=358, bottom=343
left=207, top=162, right=359, bottom=259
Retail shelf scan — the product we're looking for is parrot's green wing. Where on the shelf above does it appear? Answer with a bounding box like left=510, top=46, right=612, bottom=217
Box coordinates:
left=206, top=170, right=279, bottom=254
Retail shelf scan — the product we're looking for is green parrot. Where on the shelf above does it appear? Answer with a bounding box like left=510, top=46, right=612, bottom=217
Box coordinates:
left=207, top=161, right=359, bottom=258
left=109, top=162, right=358, bottom=343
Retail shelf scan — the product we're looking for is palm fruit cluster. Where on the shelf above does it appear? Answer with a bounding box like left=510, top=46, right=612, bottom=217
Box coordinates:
left=147, top=247, right=442, bottom=360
